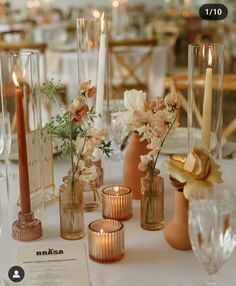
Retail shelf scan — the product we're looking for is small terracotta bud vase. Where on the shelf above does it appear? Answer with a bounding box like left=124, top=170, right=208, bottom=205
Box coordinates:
left=123, top=131, right=148, bottom=200
left=164, top=177, right=191, bottom=250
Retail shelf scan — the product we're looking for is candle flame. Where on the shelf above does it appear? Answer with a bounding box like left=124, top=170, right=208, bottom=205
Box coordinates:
left=208, top=49, right=212, bottom=67
left=100, top=228, right=104, bottom=234
left=112, top=0, right=119, bottom=7
left=93, top=9, right=101, bottom=19
left=12, top=72, right=20, bottom=88
left=101, top=13, right=105, bottom=33
left=114, top=186, right=120, bottom=195
left=12, top=69, right=25, bottom=87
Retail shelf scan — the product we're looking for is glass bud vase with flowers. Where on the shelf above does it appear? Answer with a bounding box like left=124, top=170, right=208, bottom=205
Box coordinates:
left=136, top=94, right=180, bottom=231
left=113, top=90, right=179, bottom=201
left=41, top=80, right=112, bottom=239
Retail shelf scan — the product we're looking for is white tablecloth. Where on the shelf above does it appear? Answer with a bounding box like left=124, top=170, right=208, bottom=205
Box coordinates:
left=0, top=155, right=236, bottom=286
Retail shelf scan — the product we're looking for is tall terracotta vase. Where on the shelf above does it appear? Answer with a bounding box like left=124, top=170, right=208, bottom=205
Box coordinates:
left=164, top=189, right=192, bottom=250
left=123, top=132, right=148, bottom=200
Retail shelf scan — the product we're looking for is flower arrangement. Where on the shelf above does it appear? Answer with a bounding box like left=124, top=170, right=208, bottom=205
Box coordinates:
left=41, top=80, right=112, bottom=191
left=165, top=146, right=223, bottom=199
left=113, top=89, right=180, bottom=177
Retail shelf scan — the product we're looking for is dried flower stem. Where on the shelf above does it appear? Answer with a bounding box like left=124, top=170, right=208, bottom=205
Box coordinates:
left=150, top=115, right=177, bottom=178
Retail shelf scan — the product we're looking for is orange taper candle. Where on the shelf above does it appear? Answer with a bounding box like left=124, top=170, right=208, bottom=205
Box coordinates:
left=13, top=72, right=31, bottom=214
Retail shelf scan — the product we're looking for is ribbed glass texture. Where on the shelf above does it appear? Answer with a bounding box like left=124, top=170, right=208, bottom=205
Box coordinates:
left=88, top=219, right=125, bottom=263
left=102, top=186, right=132, bottom=221
left=59, top=180, right=84, bottom=240
left=141, top=174, right=164, bottom=231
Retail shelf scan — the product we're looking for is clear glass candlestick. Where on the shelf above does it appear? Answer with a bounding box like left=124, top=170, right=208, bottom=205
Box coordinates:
left=76, top=18, right=99, bottom=87
left=88, top=219, right=125, bottom=263
left=188, top=43, right=224, bottom=159
left=0, top=112, right=11, bottom=181
left=102, top=186, right=132, bottom=221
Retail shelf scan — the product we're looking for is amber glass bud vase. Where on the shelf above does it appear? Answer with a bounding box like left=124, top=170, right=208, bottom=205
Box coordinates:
left=59, top=178, right=85, bottom=240
left=140, top=170, right=164, bottom=231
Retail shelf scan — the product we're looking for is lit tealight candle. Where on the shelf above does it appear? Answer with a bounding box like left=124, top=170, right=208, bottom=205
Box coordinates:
left=102, top=186, right=132, bottom=221
left=88, top=219, right=125, bottom=263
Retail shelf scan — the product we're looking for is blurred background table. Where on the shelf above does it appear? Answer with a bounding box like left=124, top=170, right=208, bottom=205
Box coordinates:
left=0, top=0, right=236, bottom=141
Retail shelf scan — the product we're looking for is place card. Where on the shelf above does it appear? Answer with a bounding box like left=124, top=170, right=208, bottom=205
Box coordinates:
left=15, top=243, right=90, bottom=286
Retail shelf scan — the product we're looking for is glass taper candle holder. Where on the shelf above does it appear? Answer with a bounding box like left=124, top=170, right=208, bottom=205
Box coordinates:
left=102, top=186, right=132, bottom=221
left=88, top=219, right=125, bottom=263
left=76, top=17, right=99, bottom=107
left=188, top=43, right=224, bottom=159
left=0, top=51, right=43, bottom=240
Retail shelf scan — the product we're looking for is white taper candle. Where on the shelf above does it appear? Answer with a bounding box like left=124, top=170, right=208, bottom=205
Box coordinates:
left=201, top=49, right=212, bottom=149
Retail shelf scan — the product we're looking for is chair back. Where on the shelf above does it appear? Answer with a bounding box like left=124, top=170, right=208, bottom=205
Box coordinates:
left=0, top=41, right=47, bottom=79
left=0, top=29, right=26, bottom=42
left=166, top=73, right=236, bottom=140
left=108, top=38, right=158, bottom=99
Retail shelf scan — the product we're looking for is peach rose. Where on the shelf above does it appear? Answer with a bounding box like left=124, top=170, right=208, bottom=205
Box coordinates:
left=184, top=147, right=211, bottom=180
left=154, top=97, right=165, bottom=111
left=79, top=80, right=96, bottom=98
left=164, top=93, right=180, bottom=110
left=70, top=96, right=89, bottom=123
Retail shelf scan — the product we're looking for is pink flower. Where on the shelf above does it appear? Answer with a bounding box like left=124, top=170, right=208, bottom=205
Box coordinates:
left=133, top=110, right=152, bottom=128
left=87, top=128, right=107, bottom=148
left=138, top=154, right=153, bottom=172
left=150, top=110, right=169, bottom=138
left=164, top=93, right=180, bottom=110
left=70, top=96, right=89, bottom=123
left=147, top=137, right=161, bottom=150
left=154, top=97, right=165, bottom=111
left=79, top=80, right=96, bottom=98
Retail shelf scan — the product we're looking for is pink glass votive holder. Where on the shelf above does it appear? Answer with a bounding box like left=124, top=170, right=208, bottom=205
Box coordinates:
left=102, top=186, right=132, bottom=221
left=88, top=219, right=125, bottom=263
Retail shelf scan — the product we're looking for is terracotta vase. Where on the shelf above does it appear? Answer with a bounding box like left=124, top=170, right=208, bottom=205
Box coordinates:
left=164, top=190, right=192, bottom=250
left=123, top=132, right=148, bottom=200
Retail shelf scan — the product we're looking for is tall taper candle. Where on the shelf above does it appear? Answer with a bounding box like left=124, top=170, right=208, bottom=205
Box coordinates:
left=201, top=49, right=212, bottom=149
left=12, top=72, right=31, bottom=214
left=95, top=13, right=107, bottom=131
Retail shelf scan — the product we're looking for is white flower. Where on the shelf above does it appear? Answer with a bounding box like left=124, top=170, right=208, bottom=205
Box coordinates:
left=124, top=89, right=146, bottom=111
left=138, top=154, right=153, bottom=172
left=136, top=125, right=152, bottom=141
left=164, top=93, right=180, bottom=110
left=112, top=111, right=134, bottom=132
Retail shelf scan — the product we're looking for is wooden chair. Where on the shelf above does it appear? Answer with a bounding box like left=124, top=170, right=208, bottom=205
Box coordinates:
left=0, top=41, right=47, bottom=79
left=0, top=29, right=26, bottom=42
left=146, top=21, right=180, bottom=67
left=165, top=73, right=236, bottom=140
left=0, top=40, right=68, bottom=119
left=108, top=38, right=158, bottom=99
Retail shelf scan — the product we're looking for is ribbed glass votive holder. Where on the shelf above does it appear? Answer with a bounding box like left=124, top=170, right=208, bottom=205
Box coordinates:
left=88, top=219, right=125, bottom=263
left=102, top=186, right=132, bottom=221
